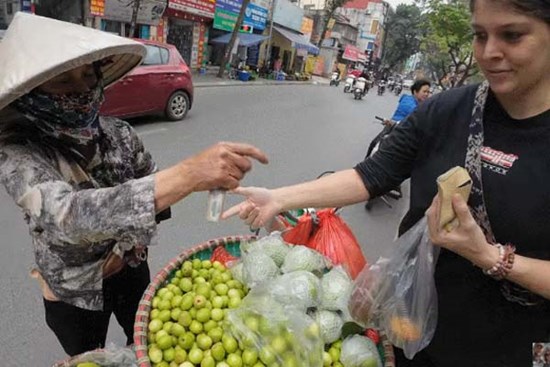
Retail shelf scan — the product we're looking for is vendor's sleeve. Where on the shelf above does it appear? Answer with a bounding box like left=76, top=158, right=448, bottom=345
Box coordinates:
left=0, top=144, right=157, bottom=245
left=354, top=108, right=423, bottom=198
left=127, top=122, right=171, bottom=222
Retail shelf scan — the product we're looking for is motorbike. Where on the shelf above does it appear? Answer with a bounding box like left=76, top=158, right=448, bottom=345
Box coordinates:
left=329, top=72, right=341, bottom=86
left=394, top=83, right=403, bottom=96
left=364, top=116, right=402, bottom=210
left=353, top=77, right=368, bottom=100
left=343, top=75, right=356, bottom=93
left=377, top=81, right=386, bottom=96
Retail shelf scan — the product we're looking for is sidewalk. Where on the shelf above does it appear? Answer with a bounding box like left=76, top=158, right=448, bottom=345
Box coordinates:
left=191, top=66, right=330, bottom=88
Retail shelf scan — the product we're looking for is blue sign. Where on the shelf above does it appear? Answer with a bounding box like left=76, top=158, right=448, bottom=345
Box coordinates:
left=244, top=3, right=268, bottom=30
left=216, top=0, right=268, bottom=30
left=20, top=0, right=32, bottom=12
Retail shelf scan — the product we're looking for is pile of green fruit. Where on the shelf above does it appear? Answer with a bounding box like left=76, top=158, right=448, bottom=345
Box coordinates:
left=147, top=259, right=248, bottom=367
left=323, top=340, right=343, bottom=367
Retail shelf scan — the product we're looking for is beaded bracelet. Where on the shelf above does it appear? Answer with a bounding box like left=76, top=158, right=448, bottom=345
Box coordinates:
left=483, top=243, right=516, bottom=280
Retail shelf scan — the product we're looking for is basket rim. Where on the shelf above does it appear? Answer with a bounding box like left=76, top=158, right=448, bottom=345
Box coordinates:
left=132, top=235, right=395, bottom=367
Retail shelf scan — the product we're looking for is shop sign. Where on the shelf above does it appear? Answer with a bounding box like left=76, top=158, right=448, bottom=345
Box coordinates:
left=104, top=0, right=166, bottom=25
left=272, top=0, right=303, bottom=33
left=20, top=0, right=33, bottom=12
left=90, top=0, right=105, bottom=16
left=300, top=17, right=313, bottom=41
left=214, top=0, right=267, bottom=31
left=168, top=0, right=215, bottom=19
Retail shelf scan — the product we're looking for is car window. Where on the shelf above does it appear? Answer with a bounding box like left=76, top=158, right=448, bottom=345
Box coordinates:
left=159, top=47, right=170, bottom=64
left=142, top=45, right=163, bottom=65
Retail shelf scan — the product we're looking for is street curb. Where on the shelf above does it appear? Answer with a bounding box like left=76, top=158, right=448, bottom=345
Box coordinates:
left=194, top=80, right=329, bottom=88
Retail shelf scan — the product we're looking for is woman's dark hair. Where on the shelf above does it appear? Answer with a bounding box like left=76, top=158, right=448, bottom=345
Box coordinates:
left=470, top=0, right=550, bottom=25
left=411, top=79, right=431, bottom=94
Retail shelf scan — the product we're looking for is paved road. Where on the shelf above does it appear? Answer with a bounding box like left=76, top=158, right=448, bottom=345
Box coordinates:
left=0, top=85, right=409, bottom=366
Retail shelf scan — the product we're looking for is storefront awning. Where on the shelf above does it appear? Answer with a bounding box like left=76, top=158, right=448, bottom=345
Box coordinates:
left=210, top=33, right=268, bottom=47
left=273, top=26, right=319, bottom=55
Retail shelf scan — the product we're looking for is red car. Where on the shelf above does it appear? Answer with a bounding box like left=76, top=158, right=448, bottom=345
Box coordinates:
left=101, top=39, right=193, bottom=121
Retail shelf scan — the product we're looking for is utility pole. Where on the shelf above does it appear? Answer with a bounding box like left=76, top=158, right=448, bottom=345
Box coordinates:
left=216, top=0, right=252, bottom=78
left=263, top=0, right=278, bottom=68
left=129, top=0, right=141, bottom=37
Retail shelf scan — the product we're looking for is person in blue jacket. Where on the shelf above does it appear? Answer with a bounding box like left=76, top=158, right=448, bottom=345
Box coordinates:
left=365, top=79, right=431, bottom=158
left=387, top=79, right=431, bottom=125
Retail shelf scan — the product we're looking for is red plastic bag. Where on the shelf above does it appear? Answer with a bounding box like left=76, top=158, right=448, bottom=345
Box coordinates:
left=308, top=209, right=367, bottom=279
left=282, top=212, right=316, bottom=248
left=211, top=246, right=237, bottom=267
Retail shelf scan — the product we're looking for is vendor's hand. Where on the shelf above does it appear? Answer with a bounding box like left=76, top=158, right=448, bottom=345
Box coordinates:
left=222, top=186, right=281, bottom=230
left=426, top=194, right=497, bottom=268
left=182, top=142, right=268, bottom=192
left=383, top=119, right=394, bottom=127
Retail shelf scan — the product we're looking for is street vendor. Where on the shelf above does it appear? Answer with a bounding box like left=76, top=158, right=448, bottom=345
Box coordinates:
left=0, top=13, right=268, bottom=356
left=224, top=0, right=550, bottom=366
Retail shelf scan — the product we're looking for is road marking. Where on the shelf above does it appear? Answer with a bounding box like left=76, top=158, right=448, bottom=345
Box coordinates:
left=137, top=127, right=168, bottom=137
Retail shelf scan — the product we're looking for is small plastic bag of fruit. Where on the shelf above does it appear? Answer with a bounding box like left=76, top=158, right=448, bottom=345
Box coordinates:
left=226, top=286, right=324, bottom=367
left=349, top=217, right=438, bottom=360
left=54, top=344, right=137, bottom=367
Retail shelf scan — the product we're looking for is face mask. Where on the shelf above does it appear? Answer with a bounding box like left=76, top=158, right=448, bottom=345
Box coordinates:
left=14, top=79, right=105, bottom=144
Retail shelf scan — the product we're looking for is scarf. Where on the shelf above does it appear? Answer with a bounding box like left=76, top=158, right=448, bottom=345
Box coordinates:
left=13, top=75, right=105, bottom=145
left=466, top=81, right=544, bottom=307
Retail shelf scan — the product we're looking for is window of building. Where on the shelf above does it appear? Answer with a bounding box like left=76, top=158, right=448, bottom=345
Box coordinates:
left=7, top=2, right=13, bottom=15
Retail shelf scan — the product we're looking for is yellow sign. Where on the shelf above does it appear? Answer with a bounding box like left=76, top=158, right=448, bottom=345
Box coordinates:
left=327, top=18, right=335, bottom=30
left=301, top=17, right=313, bottom=35
left=90, top=0, right=105, bottom=16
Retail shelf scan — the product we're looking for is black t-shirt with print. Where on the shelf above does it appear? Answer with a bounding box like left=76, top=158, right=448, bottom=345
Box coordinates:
left=355, top=85, right=550, bottom=367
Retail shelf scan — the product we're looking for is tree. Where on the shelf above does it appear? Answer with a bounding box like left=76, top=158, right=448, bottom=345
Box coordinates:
left=316, top=0, right=351, bottom=48
left=216, top=0, right=252, bottom=78
left=382, top=4, right=424, bottom=71
left=128, top=0, right=141, bottom=37
left=420, top=0, right=478, bottom=89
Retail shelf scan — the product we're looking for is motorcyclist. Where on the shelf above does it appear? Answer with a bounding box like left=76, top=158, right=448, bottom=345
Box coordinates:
left=383, top=79, right=431, bottom=128
left=364, top=79, right=431, bottom=208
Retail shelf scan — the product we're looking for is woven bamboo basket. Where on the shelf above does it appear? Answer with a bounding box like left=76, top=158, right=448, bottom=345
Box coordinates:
left=133, top=235, right=395, bottom=367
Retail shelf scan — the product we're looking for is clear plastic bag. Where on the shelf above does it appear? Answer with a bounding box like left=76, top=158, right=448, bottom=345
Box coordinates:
left=226, top=285, right=324, bottom=367
left=269, top=270, right=322, bottom=312
left=349, top=217, right=439, bottom=359
left=52, top=344, right=137, bottom=367
left=340, top=334, right=383, bottom=367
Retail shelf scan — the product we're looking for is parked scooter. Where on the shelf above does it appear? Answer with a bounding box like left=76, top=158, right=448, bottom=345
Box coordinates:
left=377, top=80, right=386, bottom=95
left=329, top=71, right=341, bottom=86
left=364, top=116, right=402, bottom=210
left=353, top=77, right=368, bottom=100
left=343, top=74, right=356, bottom=93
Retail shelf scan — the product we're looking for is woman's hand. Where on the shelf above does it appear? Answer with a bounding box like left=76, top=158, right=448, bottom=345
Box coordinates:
left=222, top=186, right=281, bottom=230
left=181, top=142, right=269, bottom=192
left=426, top=194, right=498, bottom=269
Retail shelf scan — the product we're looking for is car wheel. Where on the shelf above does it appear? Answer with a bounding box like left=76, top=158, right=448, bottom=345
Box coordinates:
left=165, top=91, right=189, bottom=121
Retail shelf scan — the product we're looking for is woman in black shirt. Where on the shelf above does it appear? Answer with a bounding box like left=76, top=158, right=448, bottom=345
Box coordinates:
left=224, top=1, right=550, bottom=366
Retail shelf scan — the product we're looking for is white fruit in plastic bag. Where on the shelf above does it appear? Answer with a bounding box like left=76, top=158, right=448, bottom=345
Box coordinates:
left=241, top=232, right=291, bottom=266
left=270, top=271, right=321, bottom=311
left=281, top=246, right=328, bottom=274
left=321, top=266, right=353, bottom=322
left=242, top=251, right=279, bottom=288
left=340, top=334, right=382, bottom=367
left=312, top=309, right=344, bottom=344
